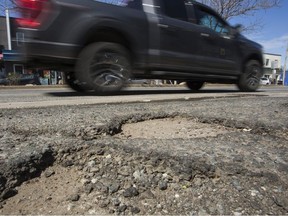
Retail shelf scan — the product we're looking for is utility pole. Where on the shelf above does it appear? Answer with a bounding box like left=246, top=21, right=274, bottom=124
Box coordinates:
left=5, top=8, right=12, bottom=50
left=283, top=42, right=288, bottom=86
left=4, top=0, right=12, bottom=50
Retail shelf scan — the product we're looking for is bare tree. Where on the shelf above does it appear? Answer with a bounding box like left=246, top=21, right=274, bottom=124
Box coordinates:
left=0, top=0, right=17, bottom=12
left=197, top=0, right=282, bottom=33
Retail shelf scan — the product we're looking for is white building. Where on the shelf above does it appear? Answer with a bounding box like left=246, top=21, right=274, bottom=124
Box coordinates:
left=263, top=53, right=282, bottom=83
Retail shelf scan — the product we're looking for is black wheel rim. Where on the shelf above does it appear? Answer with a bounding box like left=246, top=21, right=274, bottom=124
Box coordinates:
left=89, top=52, right=129, bottom=90
left=245, top=64, right=261, bottom=88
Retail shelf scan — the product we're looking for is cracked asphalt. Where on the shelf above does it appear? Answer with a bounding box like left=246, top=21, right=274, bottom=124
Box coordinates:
left=0, top=85, right=287, bottom=214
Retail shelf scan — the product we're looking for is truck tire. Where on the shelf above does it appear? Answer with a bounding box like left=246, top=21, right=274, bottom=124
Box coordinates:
left=237, top=60, right=262, bottom=92
left=186, top=81, right=204, bottom=91
left=65, top=72, right=86, bottom=92
left=75, top=42, right=131, bottom=94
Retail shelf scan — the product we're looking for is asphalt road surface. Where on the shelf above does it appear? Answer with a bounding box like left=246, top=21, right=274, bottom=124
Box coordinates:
left=0, top=84, right=287, bottom=109
left=0, top=84, right=288, bottom=215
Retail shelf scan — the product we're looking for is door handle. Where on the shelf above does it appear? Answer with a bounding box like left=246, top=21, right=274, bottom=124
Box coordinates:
left=158, top=24, right=169, bottom=29
left=158, top=24, right=178, bottom=32
left=201, top=33, right=210, bottom=38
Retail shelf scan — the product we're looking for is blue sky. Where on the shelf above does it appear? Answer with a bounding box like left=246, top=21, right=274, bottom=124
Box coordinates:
left=230, top=1, right=288, bottom=67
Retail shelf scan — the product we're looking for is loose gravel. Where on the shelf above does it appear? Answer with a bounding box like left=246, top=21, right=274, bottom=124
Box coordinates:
left=0, top=95, right=287, bottom=215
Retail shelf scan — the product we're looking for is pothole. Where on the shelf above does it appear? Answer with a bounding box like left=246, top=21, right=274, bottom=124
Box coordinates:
left=116, top=117, right=236, bottom=139
left=0, top=165, right=90, bottom=215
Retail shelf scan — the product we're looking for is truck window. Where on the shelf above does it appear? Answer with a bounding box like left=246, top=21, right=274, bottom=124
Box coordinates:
left=161, top=0, right=188, bottom=21
left=195, top=7, right=229, bottom=35
left=95, top=0, right=143, bottom=10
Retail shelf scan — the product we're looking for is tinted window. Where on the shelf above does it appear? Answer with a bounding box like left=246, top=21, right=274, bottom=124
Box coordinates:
left=162, top=0, right=187, bottom=21
left=196, top=7, right=229, bottom=35
left=13, top=64, right=24, bottom=74
left=16, top=32, right=24, bottom=46
left=94, top=0, right=142, bottom=10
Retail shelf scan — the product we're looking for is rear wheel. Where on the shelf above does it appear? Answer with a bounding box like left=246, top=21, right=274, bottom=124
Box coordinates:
left=186, top=81, right=205, bottom=91
left=237, top=60, right=262, bottom=92
left=75, top=42, right=131, bottom=94
left=65, top=72, right=86, bottom=92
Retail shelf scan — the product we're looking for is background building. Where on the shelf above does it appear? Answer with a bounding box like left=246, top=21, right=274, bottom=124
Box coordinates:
left=0, top=16, right=9, bottom=49
left=0, top=16, right=63, bottom=85
left=0, top=16, right=8, bottom=77
left=263, top=53, right=282, bottom=84
left=0, top=16, right=24, bottom=76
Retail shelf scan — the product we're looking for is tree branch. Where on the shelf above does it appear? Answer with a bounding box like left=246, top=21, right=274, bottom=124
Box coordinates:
left=197, top=0, right=282, bottom=33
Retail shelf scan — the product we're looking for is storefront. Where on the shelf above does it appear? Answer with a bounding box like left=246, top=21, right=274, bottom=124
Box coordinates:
left=2, top=49, right=24, bottom=75
left=2, top=50, right=63, bottom=85
left=0, top=53, right=4, bottom=76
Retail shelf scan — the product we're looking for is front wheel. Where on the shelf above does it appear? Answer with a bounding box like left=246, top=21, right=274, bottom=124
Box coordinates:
left=75, top=42, right=131, bottom=94
left=186, top=81, right=205, bottom=91
left=237, top=60, right=262, bottom=92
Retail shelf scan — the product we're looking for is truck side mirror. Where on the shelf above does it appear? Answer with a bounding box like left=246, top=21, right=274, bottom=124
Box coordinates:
left=234, top=24, right=243, bottom=32
left=230, top=24, right=243, bottom=37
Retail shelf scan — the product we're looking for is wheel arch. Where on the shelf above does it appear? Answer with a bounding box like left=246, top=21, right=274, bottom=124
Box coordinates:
left=80, top=27, right=133, bottom=62
left=237, top=55, right=263, bottom=92
left=242, top=53, right=264, bottom=73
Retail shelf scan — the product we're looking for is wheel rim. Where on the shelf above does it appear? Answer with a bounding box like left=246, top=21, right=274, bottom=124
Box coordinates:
left=89, top=52, right=129, bottom=90
left=245, top=64, right=261, bottom=88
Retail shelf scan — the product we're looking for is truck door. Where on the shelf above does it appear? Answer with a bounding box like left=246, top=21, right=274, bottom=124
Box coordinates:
left=155, top=0, right=203, bottom=71
left=142, top=0, right=162, bottom=67
left=193, top=5, right=239, bottom=75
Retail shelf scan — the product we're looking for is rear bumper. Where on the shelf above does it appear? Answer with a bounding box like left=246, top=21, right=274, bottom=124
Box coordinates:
left=17, top=39, right=81, bottom=69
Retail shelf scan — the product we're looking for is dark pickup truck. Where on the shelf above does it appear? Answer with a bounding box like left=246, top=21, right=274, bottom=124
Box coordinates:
left=15, top=0, right=264, bottom=93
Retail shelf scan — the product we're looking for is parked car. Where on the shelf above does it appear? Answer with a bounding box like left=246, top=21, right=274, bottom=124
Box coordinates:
left=0, top=74, right=41, bottom=86
left=15, top=0, right=263, bottom=94
left=0, top=77, right=9, bottom=86
left=17, top=74, right=41, bottom=85
left=260, top=77, right=270, bottom=85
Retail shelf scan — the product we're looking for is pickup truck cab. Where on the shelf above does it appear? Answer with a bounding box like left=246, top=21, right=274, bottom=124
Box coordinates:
left=15, top=0, right=264, bottom=94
